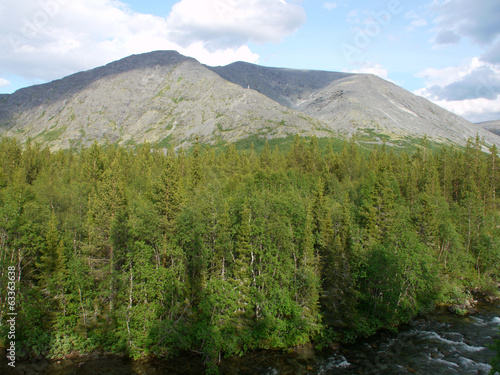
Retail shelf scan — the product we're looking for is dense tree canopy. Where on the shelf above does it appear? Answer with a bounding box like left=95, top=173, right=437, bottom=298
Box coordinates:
left=0, top=135, right=498, bottom=373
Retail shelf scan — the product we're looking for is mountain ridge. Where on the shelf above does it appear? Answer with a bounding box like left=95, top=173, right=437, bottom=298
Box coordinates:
left=0, top=50, right=498, bottom=150
left=0, top=51, right=330, bottom=149
left=207, top=61, right=355, bottom=109
left=208, top=60, right=495, bottom=145
left=0, top=51, right=194, bottom=120
left=478, top=120, right=500, bottom=137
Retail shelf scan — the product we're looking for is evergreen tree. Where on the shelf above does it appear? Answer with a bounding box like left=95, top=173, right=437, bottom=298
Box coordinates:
left=191, top=138, right=202, bottom=188
left=1, top=136, right=499, bottom=367
left=259, top=140, right=272, bottom=169
left=36, top=211, right=67, bottom=315
left=297, top=204, right=320, bottom=326
left=213, top=201, right=232, bottom=279
left=489, top=144, right=499, bottom=207
left=232, top=202, right=254, bottom=320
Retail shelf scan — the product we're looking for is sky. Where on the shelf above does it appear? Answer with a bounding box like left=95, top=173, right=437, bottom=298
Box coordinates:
left=1, top=0, right=500, bottom=123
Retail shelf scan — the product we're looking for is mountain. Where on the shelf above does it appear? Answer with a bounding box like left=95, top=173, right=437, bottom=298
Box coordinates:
left=0, top=51, right=330, bottom=150
left=478, top=120, right=500, bottom=137
left=209, top=62, right=495, bottom=145
left=208, top=62, right=354, bottom=109
left=0, top=50, right=498, bottom=150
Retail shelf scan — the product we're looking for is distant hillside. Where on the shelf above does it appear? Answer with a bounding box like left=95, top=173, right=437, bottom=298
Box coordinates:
left=477, top=120, right=500, bottom=137
left=0, top=50, right=499, bottom=150
left=209, top=61, right=497, bottom=146
left=208, top=61, right=354, bottom=108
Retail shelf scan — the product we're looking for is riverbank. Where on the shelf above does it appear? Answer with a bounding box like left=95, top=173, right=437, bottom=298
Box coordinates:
left=2, top=298, right=499, bottom=375
left=435, top=287, right=500, bottom=317
left=328, top=299, right=500, bottom=374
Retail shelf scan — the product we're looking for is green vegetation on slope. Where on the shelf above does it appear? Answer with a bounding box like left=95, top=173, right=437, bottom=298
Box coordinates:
left=0, top=136, right=498, bottom=374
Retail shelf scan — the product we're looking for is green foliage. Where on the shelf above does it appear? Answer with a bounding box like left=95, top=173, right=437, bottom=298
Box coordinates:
left=40, top=127, right=67, bottom=143
left=16, top=289, right=53, bottom=357
left=0, top=135, right=498, bottom=373
left=490, top=332, right=500, bottom=375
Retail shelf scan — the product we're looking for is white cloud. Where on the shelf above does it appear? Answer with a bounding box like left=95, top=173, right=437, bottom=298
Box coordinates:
left=323, top=2, right=338, bottom=10
left=166, top=0, right=306, bottom=49
left=351, top=63, right=389, bottom=80
left=405, top=11, right=428, bottom=31
left=415, top=58, right=500, bottom=122
left=416, top=58, right=499, bottom=100
left=432, top=0, right=500, bottom=45
left=416, top=58, right=483, bottom=87
left=411, top=19, right=428, bottom=28
left=431, top=0, right=500, bottom=65
left=0, top=78, right=10, bottom=88
left=180, top=43, right=259, bottom=66
left=416, top=95, right=500, bottom=123
left=0, top=0, right=304, bottom=85
left=1, top=0, right=174, bottom=81
left=418, top=1, right=500, bottom=122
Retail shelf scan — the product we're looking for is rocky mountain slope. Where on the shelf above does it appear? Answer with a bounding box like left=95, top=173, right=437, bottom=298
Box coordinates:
left=0, top=51, right=329, bottom=150
left=478, top=120, right=500, bottom=137
left=0, top=50, right=498, bottom=150
left=209, top=61, right=494, bottom=145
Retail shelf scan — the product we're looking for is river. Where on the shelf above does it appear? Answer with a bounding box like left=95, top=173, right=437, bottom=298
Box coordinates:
left=2, top=301, right=499, bottom=375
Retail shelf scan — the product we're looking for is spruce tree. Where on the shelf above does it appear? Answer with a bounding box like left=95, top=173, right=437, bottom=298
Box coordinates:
left=233, top=202, right=254, bottom=317
left=259, top=140, right=272, bottom=169
left=298, top=204, right=320, bottom=325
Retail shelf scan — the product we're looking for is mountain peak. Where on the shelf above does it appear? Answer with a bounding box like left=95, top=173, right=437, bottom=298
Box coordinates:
left=1, top=50, right=499, bottom=150
left=102, top=50, right=196, bottom=72
left=207, top=61, right=354, bottom=108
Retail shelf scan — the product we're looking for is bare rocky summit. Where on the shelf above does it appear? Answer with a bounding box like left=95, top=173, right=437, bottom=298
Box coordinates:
left=0, top=50, right=498, bottom=150
left=209, top=61, right=497, bottom=146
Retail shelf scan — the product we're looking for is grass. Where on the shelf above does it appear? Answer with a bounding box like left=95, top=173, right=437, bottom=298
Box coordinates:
left=165, top=121, right=174, bottom=131
left=153, top=84, right=172, bottom=99
left=37, top=111, right=46, bottom=121
left=192, top=131, right=452, bottom=157
left=41, top=127, right=67, bottom=142
left=70, top=138, right=83, bottom=148
left=171, top=96, right=186, bottom=104
left=124, top=139, right=137, bottom=147
left=157, top=135, right=173, bottom=148
left=216, top=123, right=233, bottom=133
left=231, top=135, right=343, bottom=154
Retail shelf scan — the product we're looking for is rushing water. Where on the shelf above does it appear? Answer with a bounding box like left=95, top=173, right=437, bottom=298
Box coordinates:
left=312, top=302, right=500, bottom=375
left=2, top=302, right=499, bottom=375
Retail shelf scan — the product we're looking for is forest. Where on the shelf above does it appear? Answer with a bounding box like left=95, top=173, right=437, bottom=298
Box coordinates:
left=0, top=135, right=499, bottom=373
